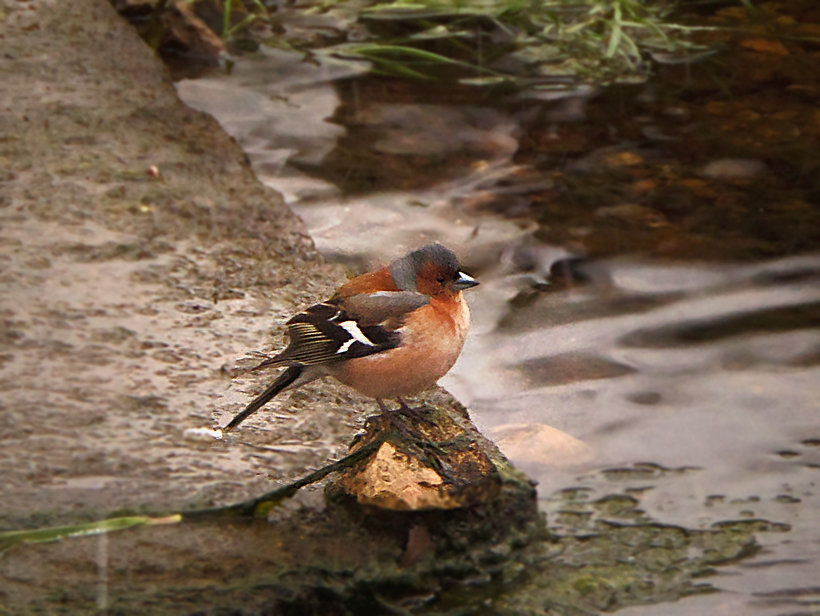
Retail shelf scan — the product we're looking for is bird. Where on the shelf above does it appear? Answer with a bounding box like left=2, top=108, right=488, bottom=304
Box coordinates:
left=222, top=243, right=479, bottom=432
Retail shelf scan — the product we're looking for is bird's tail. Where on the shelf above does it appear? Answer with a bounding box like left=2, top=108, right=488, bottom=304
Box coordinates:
left=223, top=365, right=303, bottom=432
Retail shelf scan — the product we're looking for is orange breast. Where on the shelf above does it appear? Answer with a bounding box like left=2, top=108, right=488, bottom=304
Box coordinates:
left=329, top=295, right=470, bottom=399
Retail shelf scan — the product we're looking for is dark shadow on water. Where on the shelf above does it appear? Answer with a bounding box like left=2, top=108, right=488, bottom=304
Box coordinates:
left=621, top=300, right=820, bottom=348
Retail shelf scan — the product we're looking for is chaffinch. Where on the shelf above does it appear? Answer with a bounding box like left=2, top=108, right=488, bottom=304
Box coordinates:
left=223, top=243, right=479, bottom=432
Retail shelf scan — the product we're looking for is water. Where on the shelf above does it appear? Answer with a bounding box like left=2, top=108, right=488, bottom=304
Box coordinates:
left=174, top=10, right=820, bottom=613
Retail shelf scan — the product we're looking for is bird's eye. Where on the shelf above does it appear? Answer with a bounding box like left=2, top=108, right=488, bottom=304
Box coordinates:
left=436, top=276, right=445, bottom=284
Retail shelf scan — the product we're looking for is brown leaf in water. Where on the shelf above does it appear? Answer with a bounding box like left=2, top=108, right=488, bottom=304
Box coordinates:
left=740, top=38, right=789, bottom=55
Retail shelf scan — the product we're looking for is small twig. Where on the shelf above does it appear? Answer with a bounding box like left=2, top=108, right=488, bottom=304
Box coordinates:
left=182, top=438, right=384, bottom=520
left=0, top=439, right=384, bottom=552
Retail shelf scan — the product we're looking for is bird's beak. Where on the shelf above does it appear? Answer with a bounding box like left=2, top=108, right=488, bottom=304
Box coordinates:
left=453, top=271, right=479, bottom=291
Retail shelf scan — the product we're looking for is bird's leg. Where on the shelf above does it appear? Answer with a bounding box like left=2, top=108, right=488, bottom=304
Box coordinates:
left=393, top=398, right=439, bottom=428
left=375, top=397, right=424, bottom=439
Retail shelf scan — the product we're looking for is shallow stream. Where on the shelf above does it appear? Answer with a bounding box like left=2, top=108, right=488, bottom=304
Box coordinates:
left=175, top=4, right=819, bottom=613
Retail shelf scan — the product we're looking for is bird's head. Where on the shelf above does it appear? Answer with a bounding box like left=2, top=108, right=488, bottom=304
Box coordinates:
left=390, top=243, right=479, bottom=298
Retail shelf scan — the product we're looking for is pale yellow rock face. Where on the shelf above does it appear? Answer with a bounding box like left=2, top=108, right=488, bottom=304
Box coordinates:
left=341, top=442, right=469, bottom=511
left=336, top=405, right=503, bottom=511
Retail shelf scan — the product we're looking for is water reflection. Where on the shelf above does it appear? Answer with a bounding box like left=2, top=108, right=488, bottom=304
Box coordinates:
left=175, top=16, right=819, bottom=614
left=465, top=253, right=819, bottom=615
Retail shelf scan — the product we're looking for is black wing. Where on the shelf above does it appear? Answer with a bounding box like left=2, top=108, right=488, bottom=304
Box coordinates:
left=254, top=302, right=402, bottom=370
